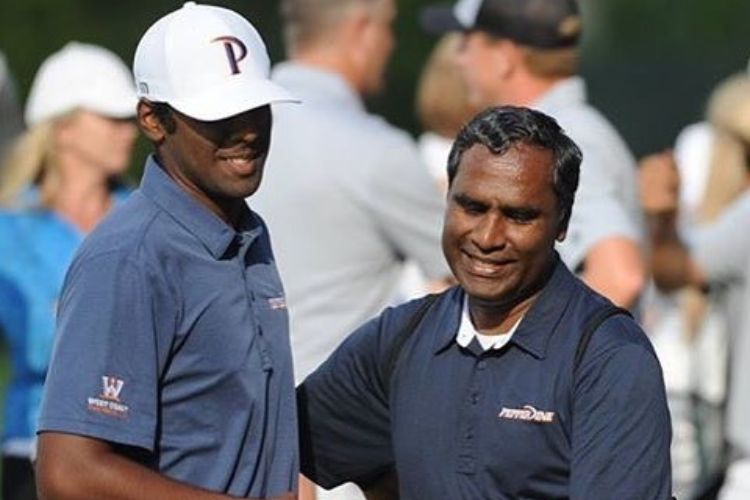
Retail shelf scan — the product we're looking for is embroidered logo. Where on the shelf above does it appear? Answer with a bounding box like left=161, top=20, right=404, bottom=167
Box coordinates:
left=498, top=405, right=555, bottom=424
left=268, top=297, right=287, bottom=310
left=212, top=36, right=248, bottom=75
left=87, top=376, right=129, bottom=418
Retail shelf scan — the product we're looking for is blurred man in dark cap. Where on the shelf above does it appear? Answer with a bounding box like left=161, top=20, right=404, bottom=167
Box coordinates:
left=421, top=0, right=647, bottom=311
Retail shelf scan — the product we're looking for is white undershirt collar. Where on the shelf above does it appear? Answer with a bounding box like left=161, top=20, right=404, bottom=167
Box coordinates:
left=456, top=296, right=524, bottom=351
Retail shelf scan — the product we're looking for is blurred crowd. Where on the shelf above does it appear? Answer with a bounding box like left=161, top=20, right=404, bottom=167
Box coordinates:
left=0, top=0, right=749, bottom=499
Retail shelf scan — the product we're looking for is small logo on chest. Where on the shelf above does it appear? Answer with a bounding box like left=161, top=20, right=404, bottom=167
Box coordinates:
left=268, top=297, right=287, bottom=310
left=498, top=405, right=555, bottom=423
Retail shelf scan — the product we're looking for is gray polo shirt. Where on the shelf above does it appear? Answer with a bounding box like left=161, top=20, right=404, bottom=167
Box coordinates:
left=535, top=77, right=643, bottom=271
left=691, top=190, right=750, bottom=456
left=39, top=158, right=298, bottom=497
left=252, top=62, right=448, bottom=382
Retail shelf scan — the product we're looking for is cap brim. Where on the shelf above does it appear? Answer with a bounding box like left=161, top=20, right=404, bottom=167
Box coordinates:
left=420, top=5, right=465, bottom=34
left=167, top=78, right=300, bottom=122
left=87, top=97, right=138, bottom=119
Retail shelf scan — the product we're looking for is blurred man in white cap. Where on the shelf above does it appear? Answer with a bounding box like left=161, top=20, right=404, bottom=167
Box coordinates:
left=35, top=3, right=299, bottom=499
left=421, top=0, right=646, bottom=310
left=0, top=41, right=137, bottom=500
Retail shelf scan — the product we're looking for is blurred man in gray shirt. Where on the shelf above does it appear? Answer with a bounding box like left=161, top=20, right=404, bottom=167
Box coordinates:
left=251, top=4, right=450, bottom=496
left=254, top=2, right=448, bottom=376
left=421, top=0, right=646, bottom=309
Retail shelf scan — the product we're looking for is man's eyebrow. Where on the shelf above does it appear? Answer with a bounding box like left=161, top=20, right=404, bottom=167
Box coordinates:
left=453, top=192, right=487, bottom=207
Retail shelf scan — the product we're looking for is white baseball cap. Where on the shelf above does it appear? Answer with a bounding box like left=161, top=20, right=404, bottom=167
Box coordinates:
left=133, top=2, right=298, bottom=122
left=25, top=42, right=137, bottom=126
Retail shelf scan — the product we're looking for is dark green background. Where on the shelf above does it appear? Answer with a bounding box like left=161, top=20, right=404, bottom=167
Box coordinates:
left=1, top=0, right=749, bottom=469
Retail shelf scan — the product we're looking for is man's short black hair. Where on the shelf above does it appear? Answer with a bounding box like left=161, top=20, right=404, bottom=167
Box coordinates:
left=447, top=105, right=582, bottom=231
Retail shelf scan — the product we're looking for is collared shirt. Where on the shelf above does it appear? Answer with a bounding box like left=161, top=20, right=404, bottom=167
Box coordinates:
left=534, top=77, right=643, bottom=271
left=456, top=296, right=521, bottom=351
left=691, top=190, right=750, bottom=456
left=252, top=62, right=448, bottom=382
left=0, top=188, right=128, bottom=458
left=298, top=257, right=672, bottom=499
left=38, top=157, right=297, bottom=497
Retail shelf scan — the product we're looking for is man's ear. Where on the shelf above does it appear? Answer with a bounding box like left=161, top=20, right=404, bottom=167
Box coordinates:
left=489, top=38, right=520, bottom=80
left=137, top=100, right=167, bottom=143
left=556, top=211, right=569, bottom=242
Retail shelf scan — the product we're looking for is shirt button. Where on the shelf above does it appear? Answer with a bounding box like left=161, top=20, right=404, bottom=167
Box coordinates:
left=477, top=360, right=487, bottom=370
left=465, top=431, right=473, bottom=440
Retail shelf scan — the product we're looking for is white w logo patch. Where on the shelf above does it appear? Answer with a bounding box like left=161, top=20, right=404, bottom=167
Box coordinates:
left=101, top=376, right=124, bottom=401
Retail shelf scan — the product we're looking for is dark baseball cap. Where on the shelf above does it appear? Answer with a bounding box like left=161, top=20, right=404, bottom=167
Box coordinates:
left=420, top=0, right=582, bottom=49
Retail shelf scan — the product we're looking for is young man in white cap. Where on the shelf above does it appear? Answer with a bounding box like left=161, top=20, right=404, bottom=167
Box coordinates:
left=35, top=3, right=299, bottom=499
left=421, top=0, right=646, bottom=310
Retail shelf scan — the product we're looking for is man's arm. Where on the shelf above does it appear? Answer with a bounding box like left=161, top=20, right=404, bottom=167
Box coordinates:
left=639, top=151, right=708, bottom=291
left=570, top=332, right=672, bottom=499
left=36, top=433, right=264, bottom=500
left=580, top=236, right=645, bottom=308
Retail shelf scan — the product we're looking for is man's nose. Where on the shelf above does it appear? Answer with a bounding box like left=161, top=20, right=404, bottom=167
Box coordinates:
left=472, top=214, right=506, bottom=252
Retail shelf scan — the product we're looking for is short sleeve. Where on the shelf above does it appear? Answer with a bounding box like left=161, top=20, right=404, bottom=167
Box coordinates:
left=570, top=331, right=672, bottom=499
left=691, top=193, right=750, bottom=286
left=366, top=134, right=449, bottom=281
left=297, top=313, right=394, bottom=489
left=38, top=251, right=174, bottom=452
left=559, top=193, right=639, bottom=271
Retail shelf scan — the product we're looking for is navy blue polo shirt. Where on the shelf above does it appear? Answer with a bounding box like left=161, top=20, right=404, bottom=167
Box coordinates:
left=39, top=157, right=297, bottom=497
left=298, top=258, right=672, bottom=499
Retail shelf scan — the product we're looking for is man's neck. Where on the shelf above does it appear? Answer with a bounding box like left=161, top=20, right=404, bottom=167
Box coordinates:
left=292, top=51, right=363, bottom=96
left=497, top=74, right=566, bottom=107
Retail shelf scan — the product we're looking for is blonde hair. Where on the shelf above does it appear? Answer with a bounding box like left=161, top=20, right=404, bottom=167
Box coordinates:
left=0, top=111, right=81, bottom=208
left=681, top=74, right=750, bottom=341
left=416, top=34, right=478, bottom=138
left=700, top=74, right=750, bottom=222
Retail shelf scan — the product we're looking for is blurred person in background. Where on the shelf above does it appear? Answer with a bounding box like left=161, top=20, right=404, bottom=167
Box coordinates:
left=641, top=74, right=750, bottom=499
left=251, top=1, right=451, bottom=498
left=415, top=33, right=478, bottom=192
left=0, top=51, right=24, bottom=162
left=421, top=0, right=646, bottom=310
left=396, top=33, right=479, bottom=301
left=640, top=75, right=750, bottom=500
left=0, top=42, right=137, bottom=500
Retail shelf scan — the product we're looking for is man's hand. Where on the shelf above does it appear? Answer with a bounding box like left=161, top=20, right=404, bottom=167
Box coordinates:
left=639, top=150, right=680, bottom=214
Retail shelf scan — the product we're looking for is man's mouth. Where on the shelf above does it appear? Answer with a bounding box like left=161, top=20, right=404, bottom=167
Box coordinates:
left=462, top=251, right=513, bottom=277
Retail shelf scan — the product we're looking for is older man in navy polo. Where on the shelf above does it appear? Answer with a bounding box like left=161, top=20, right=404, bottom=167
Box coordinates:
left=297, top=107, right=672, bottom=499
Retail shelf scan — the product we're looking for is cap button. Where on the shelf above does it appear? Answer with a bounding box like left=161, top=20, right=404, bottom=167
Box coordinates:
left=183, top=1, right=197, bottom=8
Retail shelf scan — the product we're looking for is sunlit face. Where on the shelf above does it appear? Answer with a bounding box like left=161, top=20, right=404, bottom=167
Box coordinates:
left=456, top=31, right=504, bottom=107
left=442, top=143, right=565, bottom=308
left=57, top=110, right=137, bottom=176
left=360, top=0, right=396, bottom=95
left=156, top=105, right=272, bottom=206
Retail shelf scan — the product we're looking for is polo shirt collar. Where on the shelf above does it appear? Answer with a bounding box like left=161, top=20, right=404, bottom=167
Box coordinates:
left=271, top=62, right=365, bottom=113
left=534, top=76, right=587, bottom=111
left=507, top=256, right=577, bottom=359
left=433, top=255, right=576, bottom=358
left=139, top=156, right=256, bottom=259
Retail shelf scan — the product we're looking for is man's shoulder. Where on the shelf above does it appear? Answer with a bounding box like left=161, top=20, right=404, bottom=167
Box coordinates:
left=568, top=283, right=654, bottom=361
left=73, top=191, right=166, bottom=269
